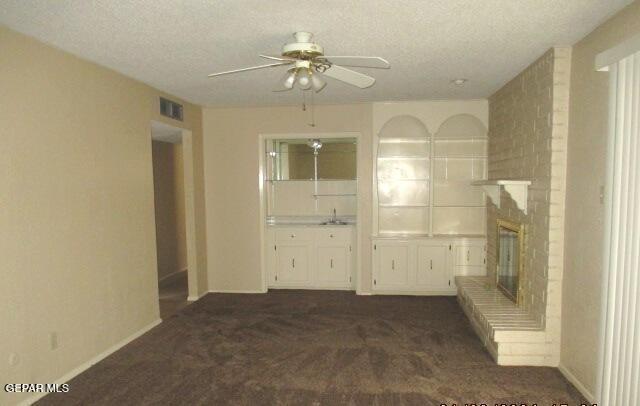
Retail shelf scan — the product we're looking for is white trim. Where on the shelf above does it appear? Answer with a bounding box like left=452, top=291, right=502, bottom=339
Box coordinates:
left=209, top=289, right=267, bottom=294
left=186, top=294, right=202, bottom=302
left=371, top=290, right=457, bottom=296
left=559, top=363, right=596, bottom=403
left=268, top=286, right=355, bottom=291
left=150, top=122, right=201, bottom=304
left=19, top=319, right=161, bottom=406
left=596, top=32, right=640, bottom=71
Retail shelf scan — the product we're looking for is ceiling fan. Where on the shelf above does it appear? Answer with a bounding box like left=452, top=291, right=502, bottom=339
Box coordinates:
left=207, top=32, right=390, bottom=92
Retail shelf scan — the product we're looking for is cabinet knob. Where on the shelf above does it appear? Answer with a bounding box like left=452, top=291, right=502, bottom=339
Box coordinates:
left=330, top=234, right=334, bottom=238
left=290, top=234, right=295, bottom=238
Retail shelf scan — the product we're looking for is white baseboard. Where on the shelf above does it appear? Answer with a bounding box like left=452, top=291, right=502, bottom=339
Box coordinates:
left=371, top=290, right=457, bottom=296
left=20, top=319, right=161, bottom=406
left=267, top=286, right=355, bottom=291
left=356, top=291, right=372, bottom=296
left=209, top=289, right=266, bottom=294
left=187, top=294, right=201, bottom=302
left=558, top=363, right=596, bottom=403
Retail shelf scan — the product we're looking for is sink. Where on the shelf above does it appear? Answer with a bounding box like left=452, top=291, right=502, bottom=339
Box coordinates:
left=320, top=220, right=349, bottom=225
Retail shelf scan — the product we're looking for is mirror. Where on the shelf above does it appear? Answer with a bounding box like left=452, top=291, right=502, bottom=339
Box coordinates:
left=496, top=219, right=524, bottom=303
left=266, top=138, right=356, bottom=180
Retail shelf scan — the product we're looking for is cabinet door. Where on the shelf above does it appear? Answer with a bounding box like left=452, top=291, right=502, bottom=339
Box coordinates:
left=417, top=245, right=450, bottom=289
left=376, top=244, right=409, bottom=287
left=276, top=245, right=309, bottom=283
left=316, top=246, right=349, bottom=285
left=455, top=245, right=484, bottom=266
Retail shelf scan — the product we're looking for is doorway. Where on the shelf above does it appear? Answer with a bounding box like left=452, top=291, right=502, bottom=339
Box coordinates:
left=151, top=121, right=198, bottom=318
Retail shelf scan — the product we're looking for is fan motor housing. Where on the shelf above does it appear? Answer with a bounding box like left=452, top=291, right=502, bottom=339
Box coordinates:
left=282, top=41, right=324, bottom=59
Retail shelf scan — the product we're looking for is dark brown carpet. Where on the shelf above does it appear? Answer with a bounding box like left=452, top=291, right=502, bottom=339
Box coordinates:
left=38, top=290, right=584, bottom=405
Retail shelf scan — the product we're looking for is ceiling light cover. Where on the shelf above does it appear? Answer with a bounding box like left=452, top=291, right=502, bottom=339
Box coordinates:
left=282, top=69, right=297, bottom=89
left=310, top=72, right=327, bottom=92
left=296, top=69, right=312, bottom=90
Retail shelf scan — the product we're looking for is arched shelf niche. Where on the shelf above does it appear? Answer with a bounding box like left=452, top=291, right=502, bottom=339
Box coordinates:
left=376, top=115, right=431, bottom=235
left=435, top=113, right=487, bottom=139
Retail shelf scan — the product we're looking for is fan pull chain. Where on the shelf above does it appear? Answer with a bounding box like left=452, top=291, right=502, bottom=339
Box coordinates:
left=309, top=90, right=316, bottom=127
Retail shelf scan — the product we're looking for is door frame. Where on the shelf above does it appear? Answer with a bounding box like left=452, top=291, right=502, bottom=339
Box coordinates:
left=258, top=132, right=362, bottom=293
left=150, top=120, right=200, bottom=302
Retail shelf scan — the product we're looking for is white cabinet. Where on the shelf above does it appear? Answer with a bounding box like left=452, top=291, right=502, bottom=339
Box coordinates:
left=417, top=244, right=449, bottom=289
left=453, top=240, right=486, bottom=276
left=372, top=236, right=485, bottom=295
left=316, top=246, right=349, bottom=285
left=276, top=245, right=309, bottom=283
left=267, top=226, right=354, bottom=290
left=376, top=243, right=409, bottom=287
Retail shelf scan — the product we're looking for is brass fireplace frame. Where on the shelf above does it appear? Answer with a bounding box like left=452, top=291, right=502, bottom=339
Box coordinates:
left=496, top=219, right=525, bottom=304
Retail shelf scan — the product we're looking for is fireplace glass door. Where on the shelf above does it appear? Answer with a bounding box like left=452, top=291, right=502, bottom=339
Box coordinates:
left=496, top=220, right=523, bottom=303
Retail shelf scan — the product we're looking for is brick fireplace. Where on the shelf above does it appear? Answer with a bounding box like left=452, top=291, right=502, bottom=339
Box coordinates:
left=457, top=47, right=571, bottom=366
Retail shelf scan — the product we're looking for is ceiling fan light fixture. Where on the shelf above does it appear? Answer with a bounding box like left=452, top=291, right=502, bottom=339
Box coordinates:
left=296, top=68, right=312, bottom=90
left=207, top=32, right=389, bottom=92
left=310, top=71, right=327, bottom=92
left=282, top=69, right=297, bottom=89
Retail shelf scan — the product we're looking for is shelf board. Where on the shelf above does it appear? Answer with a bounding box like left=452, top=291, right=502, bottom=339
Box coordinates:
left=434, top=137, right=488, bottom=141
left=471, top=179, right=532, bottom=214
left=312, top=193, right=357, bottom=197
left=433, top=205, right=486, bottom=208
left=378, top=178, right=430, bottom=182
left=379, top=204, right=430, bottom=208
left=471, top=180, right=532, bottom=186
left=434, top=155, right=487, bottom=159
left=379, top=138, right=430, bottom=143
left=377, top=156, right=429, bottom=160
left=265, top=179, right=356, bottom=182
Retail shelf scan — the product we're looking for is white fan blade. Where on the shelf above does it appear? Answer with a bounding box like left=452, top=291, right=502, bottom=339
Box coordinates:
left=322, top=65, right=376, bottom=88
left=320, top=56, right=390, bottom=69
left=259, top=54, right=296, bottom=62
left=208, top=61, right=293, bottom=77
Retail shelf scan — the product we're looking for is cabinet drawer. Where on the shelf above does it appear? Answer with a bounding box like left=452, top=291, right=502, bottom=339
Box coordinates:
left=315, top=228, right=352, bottom=245
left=275, top=228, right=314, bottom=243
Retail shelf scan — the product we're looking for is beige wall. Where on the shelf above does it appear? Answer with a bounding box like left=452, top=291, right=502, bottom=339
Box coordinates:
left=203, top=105, right=373, bottom=293
left=152, top=141, right=187, bottom=280
left=562, top=1, right=640, bottom=397
left=487, top=48, right=571, bottom=365
left=0, top=26, right=207, bottom=405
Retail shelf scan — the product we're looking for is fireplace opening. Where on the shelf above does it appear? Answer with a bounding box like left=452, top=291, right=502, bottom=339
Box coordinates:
left=496, top=219, right=524, bottom=303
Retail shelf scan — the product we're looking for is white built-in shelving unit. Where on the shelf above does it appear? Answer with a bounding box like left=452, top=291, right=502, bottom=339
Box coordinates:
left=370, top=104, right=489, bottom=295
left=374, top=113, right=488, bottom=236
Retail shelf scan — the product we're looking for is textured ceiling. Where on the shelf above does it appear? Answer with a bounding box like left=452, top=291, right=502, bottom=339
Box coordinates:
left=0, top=0, right=632, bottom=107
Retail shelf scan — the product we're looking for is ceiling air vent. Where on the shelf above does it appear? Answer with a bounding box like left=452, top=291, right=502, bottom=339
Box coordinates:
left=159, top=97, right=184, bottom=122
